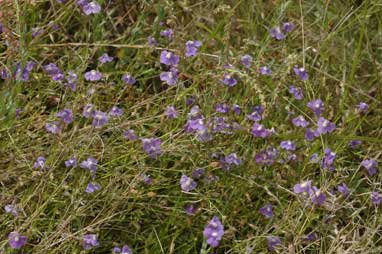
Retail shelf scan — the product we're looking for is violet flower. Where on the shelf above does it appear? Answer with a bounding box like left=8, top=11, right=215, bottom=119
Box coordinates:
left=361, top=159, right=378, bottom=176
left=222, top=74, right=237, bottom=87
left=56, top=108, right=73, bottom=124
left=165, top=105, right=178, bottom=119
left=371, top=191, right=382, bottom=206
left=8, top=232, right=27, bottom=249
left=180, top=175, right=197, bottom=192
left=269, top=27, right=285, bottom=40
left=124, top=129, right=138, bottom=141
left=260, top=66, right=272, bottom=75
left=292, top=115, right=309, bottom=128
left=122, top=74, right=136, bottom=85
left=241, top=54, right=252, bottom=68
left=85, top=182, right=101, bottom=193
left=203, top=216, right=224, bottom=248
left=280, top=140, right=296, bottom=151
left=82, top=1, right=101, bottom=15
left=160, top=28, right=173, bottom=39
left=92, top=110, right=108, bottom=127
left=160, top=50, right=179, bottom=66
left=267, top=236, right=282, bottom=251
left=98, top=53, right=114, bottom=64
left=84, top=70, right=102, bottom=81
left=185, top=40, right=202, bottom=57
left=82, top=234, right=99, bottom=250
left=259, top=204, right=273, bottom=218
left=109, top=106, right=124, bottom=117
left=307, top=99, right=324, bottom=116
left=294, top=66, right=308, bottom=80
left=141, top=138, right=162, bottom=158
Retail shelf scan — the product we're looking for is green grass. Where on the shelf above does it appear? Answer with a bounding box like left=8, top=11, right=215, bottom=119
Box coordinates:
left=1, top=0, right=382, bottom=253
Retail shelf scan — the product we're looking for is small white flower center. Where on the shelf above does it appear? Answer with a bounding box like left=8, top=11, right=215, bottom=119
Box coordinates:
left=166, top=52, right=172, bottom=59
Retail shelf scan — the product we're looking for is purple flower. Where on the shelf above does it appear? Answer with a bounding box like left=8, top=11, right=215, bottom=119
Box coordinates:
left=45, top=122, right=61, bottom=134
left=33, top=156, right=46, bottom=169
left=215, top=103, right=230, bottom=113
left=8, top=232, right=27, bottom=249
left=80, top=157, right=98, bottom=172
left=267, top=236, right=282, bottom=251
left=259, top=66, right=272, bottom=75
left=192, top=168, right=205, bottom=179
left=66, top=71, right=78, bottom=89
left=92, top=110, right=108, bottom=128
left=254, top=147, right=278, bottom=165
left=220, top=153, right=242, bottom=170
left=160, top=68, right=178, bottom=86
left=282, top=22, right=295, bottom=33
left=321, top=148, right=336, bottom=171
left=357, top=102, right=369, bottom=113
left=32, top=27, right=43, bottom=38
left=82, top=234, right=99, bottom=250
left=259, top=204, right=273, bottom=218
left=338, top=183, right=350, bottom=197
left=305, top=128, right=319, bottom=141
left=316, top=117, right=336, bottom=134
left=361, top=159, right=378, bottom=176
left=292, top=115, right=309, bottom=128
left=184, top=118, right=207, bottom=132
left=309, top=186, right=326, bottom=205
left=251, top=123, right=272, bottom=138
left=307, top=99, right=324, bottom=116
left=241, top=54, right=252, bottom=68
left=113, top=245, right=133, bottom=254
left=83, top=104, right=94, bottom=118
left=185, top=40, right=202, bottom=57
left=222, top=74, right=237, bottom=87
left=269, top=27, right=285, bottom=40
left=186, top=97, right=195, bottom=105
left=109, top=106, right=124, bottom=117
left=180, top=175, right=197, bottom=192
left=165, top=105, right=178, bottom=119
left=124, top=129, right=138, bottom=141
left=84, top=70, right=102, bottom=81
left=44, top=63, right=60, bottom=75
left=232, top=104, right=241, bottom=115
left=148, top=36, right=156, bottom=46
left=349, top=140, right=362, bottom=149
left=371, top=191, right=382, bottom=206
left=293, top=180, right=312, bottom=194
left=65, top=157, right=77, bottom=168
left=1, top=68, right=9, bottom=79
left=141, top=138, right=162, bottom=158
left=280, top=140, right=296, bottom=151
left=160, top=28, right=173, bottom=39
left=288, top=85, right=303, bottom=100
left=203, top=216, right=224, bottom=248
left=82, top=1, right=101, bottom=15
left=247, top=111, right=262, bottom=122
left=122, top=74, right=136, bottom=85
left=294, top=66, right=308, bottom=80
left=56, top=108, right=73, bottom=124
left=160, top=50, right=180, bottom=66
left=15, top=61, right=35, bottom=81
left=141, top=173, right=152, bottom=185
left=98, top=53, right=114, bottom=63
left=5, top=204, right=18, bottom=217
left=185, top=204, right=197, bottom=215
left=76, top=0, right=88, bottom=7
left=85, top=182, right=101, bottom=193
left=303, top=232, right=318, bottom=242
